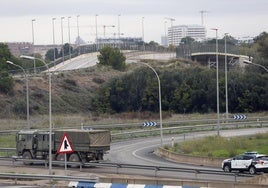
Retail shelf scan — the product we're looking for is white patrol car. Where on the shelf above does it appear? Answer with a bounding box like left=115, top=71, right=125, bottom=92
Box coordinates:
left=222, top=152, right=268, bottom=174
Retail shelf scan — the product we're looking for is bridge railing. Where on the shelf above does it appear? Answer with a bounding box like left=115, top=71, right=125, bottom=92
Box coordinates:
left=176, top=44, right=242, bottom=59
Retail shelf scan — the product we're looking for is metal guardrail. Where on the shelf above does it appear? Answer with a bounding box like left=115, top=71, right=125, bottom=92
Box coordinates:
left=0, top=172, right=98, bottom=184
left=0, top=157, right=253, bottom=183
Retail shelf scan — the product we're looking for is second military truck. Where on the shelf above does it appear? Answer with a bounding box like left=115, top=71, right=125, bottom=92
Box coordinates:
left=16, top=129, right=111, bottom=164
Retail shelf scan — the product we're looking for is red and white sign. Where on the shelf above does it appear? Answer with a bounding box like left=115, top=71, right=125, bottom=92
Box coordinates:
left=57, top=133, right=74, bottom=154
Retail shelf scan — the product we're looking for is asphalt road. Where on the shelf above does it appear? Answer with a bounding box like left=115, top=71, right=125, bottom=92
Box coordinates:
left=49, top=51, right=176, bottom=72
left=106, top=127, right=268, bottom=181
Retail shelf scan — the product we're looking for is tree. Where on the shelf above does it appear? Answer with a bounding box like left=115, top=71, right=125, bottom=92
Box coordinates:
left=97, top=46, right=126, bottom=71
left=59, top=43, right=73, bottom=58
left=45, top=48, right=59, bottom=61
left=180, top=37, right=195, bottom=45
left=254, top=32, right=268, bottom=59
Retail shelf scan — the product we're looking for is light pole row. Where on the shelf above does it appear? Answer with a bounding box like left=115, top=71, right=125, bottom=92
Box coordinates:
left=6, top=61, right=30, bottom=129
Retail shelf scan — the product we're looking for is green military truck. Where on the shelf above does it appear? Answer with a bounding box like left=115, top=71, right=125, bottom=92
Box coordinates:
left=16, top=129, right=111, bottom=164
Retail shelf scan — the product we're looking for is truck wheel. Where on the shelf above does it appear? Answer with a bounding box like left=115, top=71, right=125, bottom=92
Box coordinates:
left=249, top=166, right=256, bottom=174
left=223, top=165, right=231, bottom=172
left=97, top=153, right=103, bottom=161
left=56, top=154, right=65, bottom=166
left=22, top=151, right=33, bottom=165
left=69, top=153, right=80, bottom=168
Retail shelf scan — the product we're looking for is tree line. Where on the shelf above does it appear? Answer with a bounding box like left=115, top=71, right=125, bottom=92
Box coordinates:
left=92, top=66, right=268, bottom=114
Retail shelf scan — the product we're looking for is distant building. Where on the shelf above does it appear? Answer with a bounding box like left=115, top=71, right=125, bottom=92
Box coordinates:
left=168, top=25, right=206, bottom=46
left=7, top=42, right=33, bottom=57
left=6, top=42, right=61, bottom=58
left=161, top=36, right=168, bottom=47
left=96, top=37, right=142, bottom=45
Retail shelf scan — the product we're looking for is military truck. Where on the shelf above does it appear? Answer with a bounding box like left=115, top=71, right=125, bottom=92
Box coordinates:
left=16, top=129, right=111, bottom=164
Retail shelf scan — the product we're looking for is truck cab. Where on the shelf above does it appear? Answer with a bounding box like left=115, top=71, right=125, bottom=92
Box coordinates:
left=16, top=130, right=54, bottom=161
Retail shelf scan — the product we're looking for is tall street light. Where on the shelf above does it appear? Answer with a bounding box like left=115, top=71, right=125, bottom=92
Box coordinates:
left=31, top=19, right=36, bottom=74
left=61, top=17, right=65, bottom=62
left=95, top=14, right=98, bottom=50
left=68, top=16, right=72, bottom=60
left=243, top=60, right=268, bottom=73
left=118, top=14, right=121, bottom=49
left=136, top=62, right=163, bottom=146
left=20, top=55, right=52, bottom=175
left=6, top=61, right=30, bottom=129
left=211, top=28, right=220, bottom=136
left=52, top=18, right=56, bottom=66
left=142, top=17, right=145, bottom=51
left=76, top=15, right=80, bottom=55
left=224, top=33, right=229, bottom=123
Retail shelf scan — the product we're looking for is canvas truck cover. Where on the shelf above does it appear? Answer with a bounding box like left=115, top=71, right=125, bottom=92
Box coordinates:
left=54, top=129, right=111, bottom=147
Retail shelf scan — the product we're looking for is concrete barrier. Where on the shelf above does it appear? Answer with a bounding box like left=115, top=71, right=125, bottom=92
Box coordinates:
left=154, top=147, right=224, bottom=167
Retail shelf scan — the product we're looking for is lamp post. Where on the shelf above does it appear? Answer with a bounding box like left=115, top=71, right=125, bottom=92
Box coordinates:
left=31, top=19, right=36, bottom=74
left=243, top=60, right=268, bottom=73
left=118, top=14, right=121, bottom=49
left=211, top=28, right=220, bottom=136
left=61, top=17, right=65, bottom=62
left=52, top=18, right=56, bottom=66
left=224, top=33, right=229, bottom=123
left=6, top=61, right=30, bottom=130
left=20, top=55, right=52, bottom=175
left=137, top=62, right=163, bottom=146
left=95, top=14, right=98, bottom=50
left=142, top=17, right=145, bottom=51
left=76, top=15, right=80, bottom=55
left=68, top=16, right=72, bottom=60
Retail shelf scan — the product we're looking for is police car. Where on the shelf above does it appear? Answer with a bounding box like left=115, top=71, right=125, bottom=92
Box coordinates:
left=222, top=152, right=268, bottom=174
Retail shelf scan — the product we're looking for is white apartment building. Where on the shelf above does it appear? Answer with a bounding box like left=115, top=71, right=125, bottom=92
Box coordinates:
left=167, top=25, right=206, bottom=46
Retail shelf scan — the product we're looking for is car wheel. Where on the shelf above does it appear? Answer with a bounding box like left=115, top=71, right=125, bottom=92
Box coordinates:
left=249, top=166, right=256, bottom=175
left=223, top=165, right=231, bottom=172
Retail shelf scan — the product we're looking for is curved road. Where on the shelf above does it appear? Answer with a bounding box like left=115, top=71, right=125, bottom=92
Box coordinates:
left=106, top=128, right=268, bottom=181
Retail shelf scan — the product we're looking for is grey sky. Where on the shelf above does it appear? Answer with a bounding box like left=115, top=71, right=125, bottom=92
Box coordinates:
left=1, top=0, right=268, bottom=44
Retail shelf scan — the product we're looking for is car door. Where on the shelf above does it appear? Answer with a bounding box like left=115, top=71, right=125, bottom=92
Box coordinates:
left=231, top=155, right=243, bottom=169
left=242, top=155, right=253, bottom=169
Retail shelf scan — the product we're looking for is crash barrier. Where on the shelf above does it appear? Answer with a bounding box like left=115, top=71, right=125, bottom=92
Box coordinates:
left=68, top=182, right=202, bottom=188
left=0, top=156, right=253, bottom=183
left=154, top=147, right=223, bottom=167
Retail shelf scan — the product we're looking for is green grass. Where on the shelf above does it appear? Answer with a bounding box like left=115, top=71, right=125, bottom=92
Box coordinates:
left=0, top=134, right=16, bottom=157
left=170, top=133, right=268, bottom=158
left=0, top=134, right=16, bottom=148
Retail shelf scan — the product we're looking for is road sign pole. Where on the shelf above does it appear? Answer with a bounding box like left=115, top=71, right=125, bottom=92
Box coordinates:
left=65, top=153, right=67, bottom=176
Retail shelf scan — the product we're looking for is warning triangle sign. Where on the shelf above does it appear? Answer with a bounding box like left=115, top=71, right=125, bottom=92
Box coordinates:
left=57, top=133, right=74, bottom=154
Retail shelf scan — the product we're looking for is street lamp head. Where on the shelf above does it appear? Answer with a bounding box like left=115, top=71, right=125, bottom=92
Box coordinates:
left=6, top=61, right=15, bottom=65
left=243, top=59, right=252, bottom=64
left=20, top=55, right=35, bottom=60
left=211, top=28, right=218, bottom=31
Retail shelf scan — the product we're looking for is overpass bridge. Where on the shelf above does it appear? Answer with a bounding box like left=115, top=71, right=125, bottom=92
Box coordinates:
left=191, top=52, right=250, bottom=69
left=176, top=43, right=251, bottom=70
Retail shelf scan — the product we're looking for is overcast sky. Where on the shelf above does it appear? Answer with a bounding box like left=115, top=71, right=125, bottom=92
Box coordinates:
left=1, top=0, right=267, bottom=44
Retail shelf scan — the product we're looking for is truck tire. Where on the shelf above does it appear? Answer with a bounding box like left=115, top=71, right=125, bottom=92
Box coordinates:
left=22, top=151, right=33, bottom=165
left=223, top=165, right=231, bottom=172
left=249, top=166, right=256, bottom=174
left=69, top=153, right=80, bottom=168
left=56, top=154, right=65, bottom=166
left=97, top=153, right=103, bottom=161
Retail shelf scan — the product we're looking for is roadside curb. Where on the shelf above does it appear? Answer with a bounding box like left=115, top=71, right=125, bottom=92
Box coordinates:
left=154, top=147, right=225, bottom=167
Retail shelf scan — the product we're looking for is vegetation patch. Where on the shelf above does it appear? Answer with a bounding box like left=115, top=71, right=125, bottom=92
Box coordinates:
left=167, top=133, right=268, bottom=158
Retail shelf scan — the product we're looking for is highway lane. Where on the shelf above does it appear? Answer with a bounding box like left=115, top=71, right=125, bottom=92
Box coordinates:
left=1, top=128, right=267, bottom=183
left=49, top=51, right=176, bottom=72
left=50, top=52, right=99, bottom=72
left=106, top=128, right=268, bottom=181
